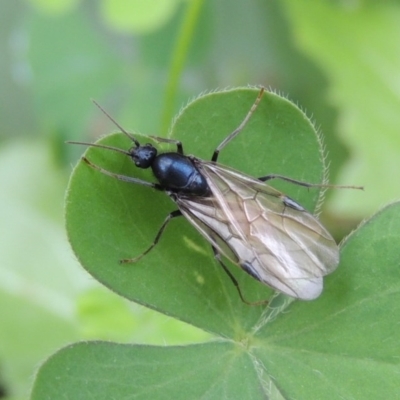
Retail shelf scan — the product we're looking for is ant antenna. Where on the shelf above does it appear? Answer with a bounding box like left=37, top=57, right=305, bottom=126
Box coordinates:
left=66, top=140, right=132, bottom=156
left=91, top=99, right=140, bottom=147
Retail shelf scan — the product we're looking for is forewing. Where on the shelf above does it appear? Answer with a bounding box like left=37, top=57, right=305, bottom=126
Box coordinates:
left=179, top=159, right=339, bottom=300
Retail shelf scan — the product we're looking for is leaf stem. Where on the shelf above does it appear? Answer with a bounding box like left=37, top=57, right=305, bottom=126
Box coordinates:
left=160, top=0, right=205, bottom=135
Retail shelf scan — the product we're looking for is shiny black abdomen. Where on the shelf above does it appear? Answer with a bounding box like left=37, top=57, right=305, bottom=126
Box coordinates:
left=151, top=153, right=210, bottom=196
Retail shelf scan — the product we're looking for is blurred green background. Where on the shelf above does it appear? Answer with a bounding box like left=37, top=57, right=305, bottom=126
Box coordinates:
left=1, top=0, right=400, bottom=399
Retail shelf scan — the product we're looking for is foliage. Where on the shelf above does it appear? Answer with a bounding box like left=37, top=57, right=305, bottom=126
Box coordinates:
left=0, top=1, right=399, bottom=399
left=32, top=88, right=400, bottom=399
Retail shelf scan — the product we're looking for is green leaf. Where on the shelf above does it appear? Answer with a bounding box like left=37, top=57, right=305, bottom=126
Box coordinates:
left=31, top=341, right=266, bottom=399
left=34, top=200, right=400, bottom=399
left=252, top=200, right=400, bottom=399
left=65, top=87, right=324, bottom=337
left=32, top=87, right=400, bottom=398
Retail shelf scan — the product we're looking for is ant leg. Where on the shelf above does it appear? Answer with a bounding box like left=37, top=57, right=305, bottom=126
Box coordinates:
left=211, top=247, right=268, bottom=306
left=148, top=136, right=184, bottom=154
left=82, top=157, right=163, bottom=190
left=258, top=174, right=363, bottom=190
left=211, top=87, right=265, bottom=162
left=120, top=210, right=182, bottom=264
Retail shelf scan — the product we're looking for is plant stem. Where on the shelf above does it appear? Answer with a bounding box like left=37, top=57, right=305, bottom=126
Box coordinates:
left=160, top=0, right=205, bottom=135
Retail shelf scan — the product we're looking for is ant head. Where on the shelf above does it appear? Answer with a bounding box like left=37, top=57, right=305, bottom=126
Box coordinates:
left=67, top=100, right=158, bottom=168
left=130, top=144, right=157, bottom=169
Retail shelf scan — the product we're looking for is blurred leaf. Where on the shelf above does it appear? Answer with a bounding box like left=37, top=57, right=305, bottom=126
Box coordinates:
left=283, top=1, right=400, bottom=217
left=28, top=9, right=124, bottom=139
left=101, top=0, right=183, bottom=34
left=0, top=139, right=83, bottom=400
left=0, top=1, right=38, bottom=139
left=0, top=291, right=78, bottom=400
left=27, top=0, right=79, bottom=15
left=77, top=288, right=140, bottom=341
left=77, top=287, right=211, bottom=343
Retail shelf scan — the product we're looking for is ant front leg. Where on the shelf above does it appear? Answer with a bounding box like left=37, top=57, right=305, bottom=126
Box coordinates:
left=82, top=157, right=163, bottom=190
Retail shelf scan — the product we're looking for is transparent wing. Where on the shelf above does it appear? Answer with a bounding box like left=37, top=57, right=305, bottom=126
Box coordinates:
left=174, top=159, right=339, bottom=300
